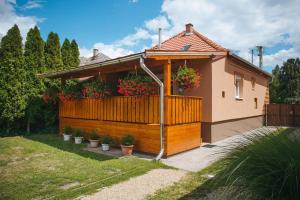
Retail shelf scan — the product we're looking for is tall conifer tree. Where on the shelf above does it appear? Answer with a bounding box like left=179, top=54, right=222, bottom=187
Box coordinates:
left=70, top=39, right=80, bottom=68
left=24, top=26, right=46, bottom=132
left=0, top=25, right=27, bottom=132
left=45, top=32, right=63, bottom=71
left=61, top=38, right=72, bottom=69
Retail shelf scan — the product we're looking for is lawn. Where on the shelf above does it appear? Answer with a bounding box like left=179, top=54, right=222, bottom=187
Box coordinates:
left=0, top=134, right=165, bottom=200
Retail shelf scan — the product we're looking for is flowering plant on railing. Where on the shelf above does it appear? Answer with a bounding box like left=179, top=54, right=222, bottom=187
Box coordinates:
left=42, top=86, right=59, bottom=104
left=117, top=74, right=158, bottom=96
left=173, top=65, right=201, bottom=94
left=81, top=79, right=111, bottom=99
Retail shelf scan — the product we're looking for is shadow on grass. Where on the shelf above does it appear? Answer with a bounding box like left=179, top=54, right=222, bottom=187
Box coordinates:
left=26, top=133, right=115, bottom=162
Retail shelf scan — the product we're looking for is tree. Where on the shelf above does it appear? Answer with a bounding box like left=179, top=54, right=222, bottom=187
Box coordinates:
left=61, top=38, right=72, bottom=69
left=269, top=65, right=281, bottom=103
left=45, top=32, right=63, bottom=71
left=278, top=58, right=300, bottom=103
left=0, top=25, right=27, bottom=133
left=70, top=40, right=80, bottom=68
left=24, top=26, right=46, bottom=133
left=270, top=58, right=300, bottom=103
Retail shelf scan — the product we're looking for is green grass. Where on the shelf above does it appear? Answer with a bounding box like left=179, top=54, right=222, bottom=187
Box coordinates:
left=0, top=134, right=165, bottom=200
left=149, top=128, right=300, bottom=200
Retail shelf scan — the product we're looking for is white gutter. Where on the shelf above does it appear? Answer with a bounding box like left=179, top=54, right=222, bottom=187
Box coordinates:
left=139, top=56, right=164, bottom=160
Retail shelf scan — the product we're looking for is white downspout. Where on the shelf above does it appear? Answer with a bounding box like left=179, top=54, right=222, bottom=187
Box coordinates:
left=139, top=57, right=164, bottom=160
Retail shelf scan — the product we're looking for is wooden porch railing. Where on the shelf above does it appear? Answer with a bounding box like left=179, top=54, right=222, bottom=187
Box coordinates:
left=59, top=95, right=202, bottom=125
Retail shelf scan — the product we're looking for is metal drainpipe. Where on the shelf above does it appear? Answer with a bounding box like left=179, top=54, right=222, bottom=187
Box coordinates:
left=139, top=56, right=164, bottom=160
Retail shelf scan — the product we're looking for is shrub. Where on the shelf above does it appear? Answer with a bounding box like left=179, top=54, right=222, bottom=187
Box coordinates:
left=101, top=135, right=113, bottom=144
left=89, top=131, right=99, bottom=140
left=121, top=135, right=135, bottom=146
left=213, top=128, right=299, bottom=200
left=63, top=126, right=72, bottom=135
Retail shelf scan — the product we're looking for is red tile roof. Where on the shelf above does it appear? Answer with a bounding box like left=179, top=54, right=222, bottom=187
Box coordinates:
left=150, top=29, right=228, bottom=52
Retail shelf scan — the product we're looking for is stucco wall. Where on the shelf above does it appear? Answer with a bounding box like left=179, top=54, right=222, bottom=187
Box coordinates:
left=185, top=56, right=269, bottom=123
left=211, top=57, right=269, bottom=122
left=184, top=59, right=212, bottom=123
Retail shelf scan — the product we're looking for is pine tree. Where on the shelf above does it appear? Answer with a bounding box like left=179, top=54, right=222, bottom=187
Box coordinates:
left=45, top=32, right=63, bottom=71
left=0, top=25, right=27, bottom=133
left=70, top=39, right=80, bottom=68
left=24, top=26, right=46, bottom=133
left=61, top=38, right=72, bottom=69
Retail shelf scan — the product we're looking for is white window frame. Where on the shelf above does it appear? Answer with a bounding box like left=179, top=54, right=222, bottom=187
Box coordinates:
left=235, top=74, right=242, bottom=99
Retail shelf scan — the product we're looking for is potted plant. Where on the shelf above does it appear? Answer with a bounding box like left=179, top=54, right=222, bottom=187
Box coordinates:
left=73, top=129, right=84, bottom=144
left=63, top=126, right=72, bottom=141
left=101, top=135, right=113, bottom=151
left=173, top=65, right=201, bottom=94
left=120, top=135, right=135, bottom=156
left=89, top=131, right=100, bottom=148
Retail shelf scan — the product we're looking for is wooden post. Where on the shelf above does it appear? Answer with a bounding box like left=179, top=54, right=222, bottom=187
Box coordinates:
left=164, top=60, right=171, bottom=125
left=164, top=60, right=171, bottom=96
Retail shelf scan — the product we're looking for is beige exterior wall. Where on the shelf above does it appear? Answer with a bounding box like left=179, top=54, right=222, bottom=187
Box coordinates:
left=211, top=57, right=269, bottom=122
left=184, top=59, right=212, bottom=122
left=185, top=56, right=269, bottom=123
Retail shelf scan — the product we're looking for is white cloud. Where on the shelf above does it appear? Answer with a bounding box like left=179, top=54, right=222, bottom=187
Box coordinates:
left=80, top=43, right=134, bottom=59
left=21, top=0, right=44, bottom=10
left=82, top=0, right=300, bottom=69
left=0, top=0, right=43, bottom=39
left=145, top=15, right=171, bottom=32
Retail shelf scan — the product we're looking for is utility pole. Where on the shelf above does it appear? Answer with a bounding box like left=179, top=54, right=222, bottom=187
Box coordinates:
left=256, top=46, right=263, bottom=68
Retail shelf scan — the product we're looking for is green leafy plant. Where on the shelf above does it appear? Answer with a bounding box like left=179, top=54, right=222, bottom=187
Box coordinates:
left=89, top=131, right=99, bottom=140
left=63, top=126, right=72, bottom=135
left=173, top=65, right=201, bottom=94
left=121, top=135, right=135, bottom=146
left=213, top=128, right=299, bottom=200
left=101, top=135, right=113, bottom=144
left=73, top=128, right=83, bottom=137
left=82, top=79, right=111, bottom=99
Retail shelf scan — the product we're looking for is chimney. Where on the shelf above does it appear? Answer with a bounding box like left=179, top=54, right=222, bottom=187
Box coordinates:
left=158, top=28, right=162, bottom=49
left=256, top=46, right=263, bottom=68
left=93, top=48, right=99, bottom=57
left=185, top=23, right=193, bottom=35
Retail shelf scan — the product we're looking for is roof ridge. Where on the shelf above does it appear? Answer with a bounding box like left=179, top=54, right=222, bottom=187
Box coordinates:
left=192, top=30, right=227, bottom=51
left=151, top=30, right=185, bottom=50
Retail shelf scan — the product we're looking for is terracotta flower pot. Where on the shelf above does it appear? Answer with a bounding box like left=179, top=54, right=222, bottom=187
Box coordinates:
left=121, top=145, right=134, bottom=156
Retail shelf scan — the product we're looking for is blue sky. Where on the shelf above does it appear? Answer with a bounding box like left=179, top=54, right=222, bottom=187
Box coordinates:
left=1, top=0, right=299, bottom=72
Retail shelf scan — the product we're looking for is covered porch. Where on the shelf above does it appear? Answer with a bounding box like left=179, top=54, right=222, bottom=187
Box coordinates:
left=43, top=51, right=213, bottom=156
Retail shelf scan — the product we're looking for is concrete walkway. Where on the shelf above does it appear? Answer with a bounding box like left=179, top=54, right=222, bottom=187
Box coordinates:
left=162, top=127, right=276, bottom=172
left=79, top=169, right=186, bottom=200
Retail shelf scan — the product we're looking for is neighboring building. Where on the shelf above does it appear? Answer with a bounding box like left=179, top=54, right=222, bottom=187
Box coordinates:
left=80, top=49, right=110, bottom=66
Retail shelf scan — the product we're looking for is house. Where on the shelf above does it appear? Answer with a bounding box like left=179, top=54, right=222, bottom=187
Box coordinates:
left=42, top=23, right=271, bottom=157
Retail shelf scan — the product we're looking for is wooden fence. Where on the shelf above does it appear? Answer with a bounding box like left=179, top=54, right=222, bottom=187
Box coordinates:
left=266, top=104, right=300, bottom=126
left=59, top=95, right=202, bottom=125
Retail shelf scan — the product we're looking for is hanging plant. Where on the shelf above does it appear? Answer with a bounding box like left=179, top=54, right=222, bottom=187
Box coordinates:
left=42, top=86, right=59, bottom=104
left=117, top=74, right=158, bottom=96
left=173, top=65, right=201, bottom=94
left=82, top=79, right=111, bottom=99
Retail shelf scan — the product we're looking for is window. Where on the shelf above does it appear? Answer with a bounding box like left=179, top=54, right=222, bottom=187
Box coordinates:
left=251, top=78, right=256, bottom=91
left=254, top=98, right=258, bottom=109
left=235, top=74, right=243, bottom=99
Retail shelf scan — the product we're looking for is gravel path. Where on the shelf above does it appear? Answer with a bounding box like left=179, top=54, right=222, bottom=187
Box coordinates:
left=79, top=169, right=186, bottom=200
